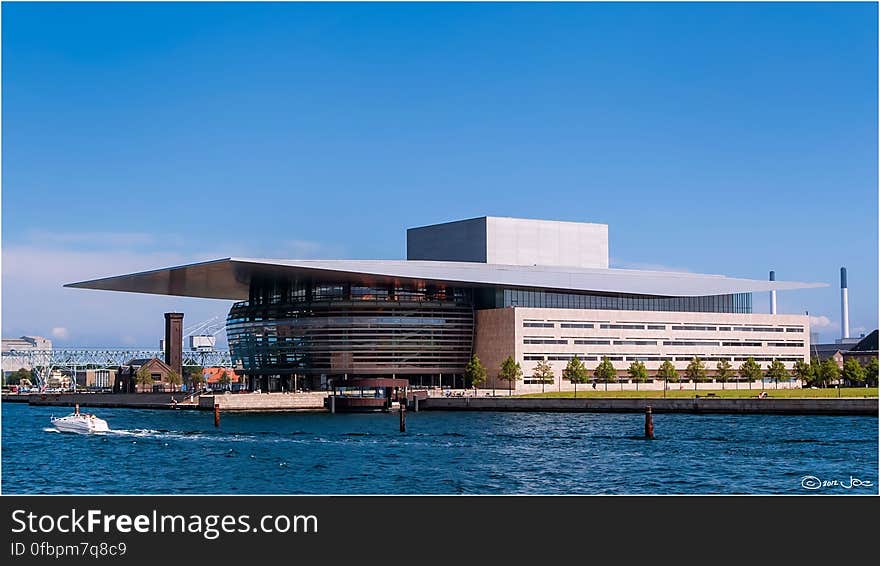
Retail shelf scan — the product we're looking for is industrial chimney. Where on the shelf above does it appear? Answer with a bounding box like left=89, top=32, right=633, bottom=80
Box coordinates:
left=164, top=312, right=184, bottom=378
left=840, top=267, right=849, bottom=340
left=769, top=270, right=777, bottom=315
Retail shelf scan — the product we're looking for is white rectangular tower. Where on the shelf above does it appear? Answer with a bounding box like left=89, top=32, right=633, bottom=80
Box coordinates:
left=407, top=216, right=609, bottom=268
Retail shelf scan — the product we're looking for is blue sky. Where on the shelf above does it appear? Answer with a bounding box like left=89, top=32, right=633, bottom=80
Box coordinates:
left=2, top=2, right=877, bottom=347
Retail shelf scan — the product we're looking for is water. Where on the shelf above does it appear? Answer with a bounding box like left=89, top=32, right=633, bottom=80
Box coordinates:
left=2, top=402, right=877, bottom=494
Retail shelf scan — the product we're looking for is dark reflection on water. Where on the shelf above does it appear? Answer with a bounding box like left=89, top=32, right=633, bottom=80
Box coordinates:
left=2, top=402, right=876, bottom=494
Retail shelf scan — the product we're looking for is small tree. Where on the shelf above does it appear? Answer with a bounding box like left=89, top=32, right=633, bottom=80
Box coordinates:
left=738, top=357, right=762, bottom=390
left=715, top=359, right=734, bottom=390
left=167, top=370, right=182, bottom=392
left=4, top=367, right=32, bottom=386
left=562, top=356, right=589, bottom=398
left=593, top=357, right=617, bottom=392
left=187, top=366, right=205, bottom=391
left=686, top=356, right=707, bottom=391
left=821, top=358, right=840, bottom=388
left=793, top=359, right=812, bottom=388
left=865, top=357, right=879, bottom=387
left=627, top=361, right=648, bottom=391
left=656, top=360, right=678, bottom=393
left=842, top=358, right=866, bottom=387
left=765, top=359, right=789, bottom=389
left=135, top=367, right=153, bottom=392
left=219, top=370, right=232, bottom=390
left=808, top=357, right=824, bottom=387
left=464, top=355, right=487, bottom=391
left=532, top=359, right=554, bottom=394
left=498, top=356, right=523, bottom=395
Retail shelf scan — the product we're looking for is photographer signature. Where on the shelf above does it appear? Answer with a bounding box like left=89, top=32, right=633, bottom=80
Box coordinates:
left=801, top=475, right=874, bottom=490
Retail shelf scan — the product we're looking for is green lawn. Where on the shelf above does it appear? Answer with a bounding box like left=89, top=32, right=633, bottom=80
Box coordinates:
left=517, top=387, right=879, bottom=399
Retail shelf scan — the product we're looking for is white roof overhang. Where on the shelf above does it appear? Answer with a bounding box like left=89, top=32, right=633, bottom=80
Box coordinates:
left=65, top=258, right=827, bottom=301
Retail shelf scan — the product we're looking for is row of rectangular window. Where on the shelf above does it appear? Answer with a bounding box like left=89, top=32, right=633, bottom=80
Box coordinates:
left=524, top=322, right=804, bottom=333
left=523, top=354, right=804, bottom=363
left=524, top=355, right=599, bottom=361
left=528, top=338, right=805, bottom=347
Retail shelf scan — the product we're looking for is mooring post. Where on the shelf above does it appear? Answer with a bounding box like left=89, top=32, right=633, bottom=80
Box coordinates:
left=214, top=403, right=220, bottom=428
left=414, top=396, right=419, bottom=412
left=645, top=405, right=654, bottom=439
left=330, top=394, right=336, bottom=414
left=399, top=402, right=406, bottom=432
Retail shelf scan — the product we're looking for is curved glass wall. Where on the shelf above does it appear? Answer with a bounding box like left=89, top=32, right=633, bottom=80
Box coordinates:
left=227, top=279, right=474, bottom=390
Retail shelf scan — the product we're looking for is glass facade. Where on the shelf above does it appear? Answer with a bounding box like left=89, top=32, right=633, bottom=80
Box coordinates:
left=227, top=278, right=474, bottom=391
left=227, top=277, right=755, bottom=390
left=476, top=288, right=752, bottom=313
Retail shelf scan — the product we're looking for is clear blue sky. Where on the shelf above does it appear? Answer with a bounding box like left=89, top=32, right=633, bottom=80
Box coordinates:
left=2, top=2, right=877, bottom=347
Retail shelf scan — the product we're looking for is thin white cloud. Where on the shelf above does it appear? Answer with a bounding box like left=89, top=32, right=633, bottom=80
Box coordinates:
left=809, top=315, right=834, bottom=329
left=50, top=327, right=70, bottom=340
left=2, top=244, right=233, bottom=347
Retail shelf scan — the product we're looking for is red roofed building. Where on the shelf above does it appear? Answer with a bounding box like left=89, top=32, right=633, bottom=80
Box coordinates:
left=204, top=367, right=241, bottom=391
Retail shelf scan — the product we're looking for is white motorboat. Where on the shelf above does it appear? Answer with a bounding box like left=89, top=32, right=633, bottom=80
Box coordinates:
left=50, top=405, right=109, bottom=434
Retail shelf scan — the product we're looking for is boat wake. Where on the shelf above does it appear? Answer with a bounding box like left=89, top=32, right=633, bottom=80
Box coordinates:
left=107, top=428, right=167, bottom=437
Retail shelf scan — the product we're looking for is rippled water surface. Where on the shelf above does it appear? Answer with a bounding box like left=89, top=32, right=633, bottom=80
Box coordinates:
left=3, top=402, right=876, bottom=494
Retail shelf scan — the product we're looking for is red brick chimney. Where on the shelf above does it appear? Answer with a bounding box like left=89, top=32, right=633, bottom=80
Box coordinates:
left=164, top=312, right=184, bottom=378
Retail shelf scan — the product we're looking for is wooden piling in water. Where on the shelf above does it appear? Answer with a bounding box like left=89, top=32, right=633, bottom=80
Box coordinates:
left=645, top=405, right=654, bottom=439
left=399, top=402, right=406, bottom=432
left=214, top=403, right=220, bottom=428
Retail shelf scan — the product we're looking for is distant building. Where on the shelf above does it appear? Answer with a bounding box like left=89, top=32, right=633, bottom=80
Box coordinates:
left=204, top=367, right=242, bottom=391
left=1, top=335, right=52, bottom=373
left=842, top=330, right=878, bottom=367
left=68, top=368, right=116, bottom=390
left=810, top=343, right=847, bottom=367
left=2, top=335, right=52, bottom=351
left=117, top=358, right=178, bottom=393
left=45, top=369, right=72, bottom=390
left=812, top=330, right=878, bottom=369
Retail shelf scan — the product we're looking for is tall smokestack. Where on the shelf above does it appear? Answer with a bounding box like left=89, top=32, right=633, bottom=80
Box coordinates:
left=840, top=267, right=849, bottom=340
left=164, top=312, right=184, bottom=378
left=769, top=270, right=777, bottom=315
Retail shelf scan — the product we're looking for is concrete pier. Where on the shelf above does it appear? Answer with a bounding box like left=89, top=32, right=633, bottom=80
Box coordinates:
left=198, top=392, right=328, bottom=412
left=13, top=392, right=197, bottom=410
left=420, top=396, right=877, bottom=416
left=2, top=391, right=328, bottom=412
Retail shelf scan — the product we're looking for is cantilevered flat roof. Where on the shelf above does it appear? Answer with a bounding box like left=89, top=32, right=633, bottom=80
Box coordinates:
left=64, top=258, right=827, bottom=301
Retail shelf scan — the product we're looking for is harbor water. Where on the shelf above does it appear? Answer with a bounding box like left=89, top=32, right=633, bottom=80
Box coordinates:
left=2, top=402, right=876, bottom=494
